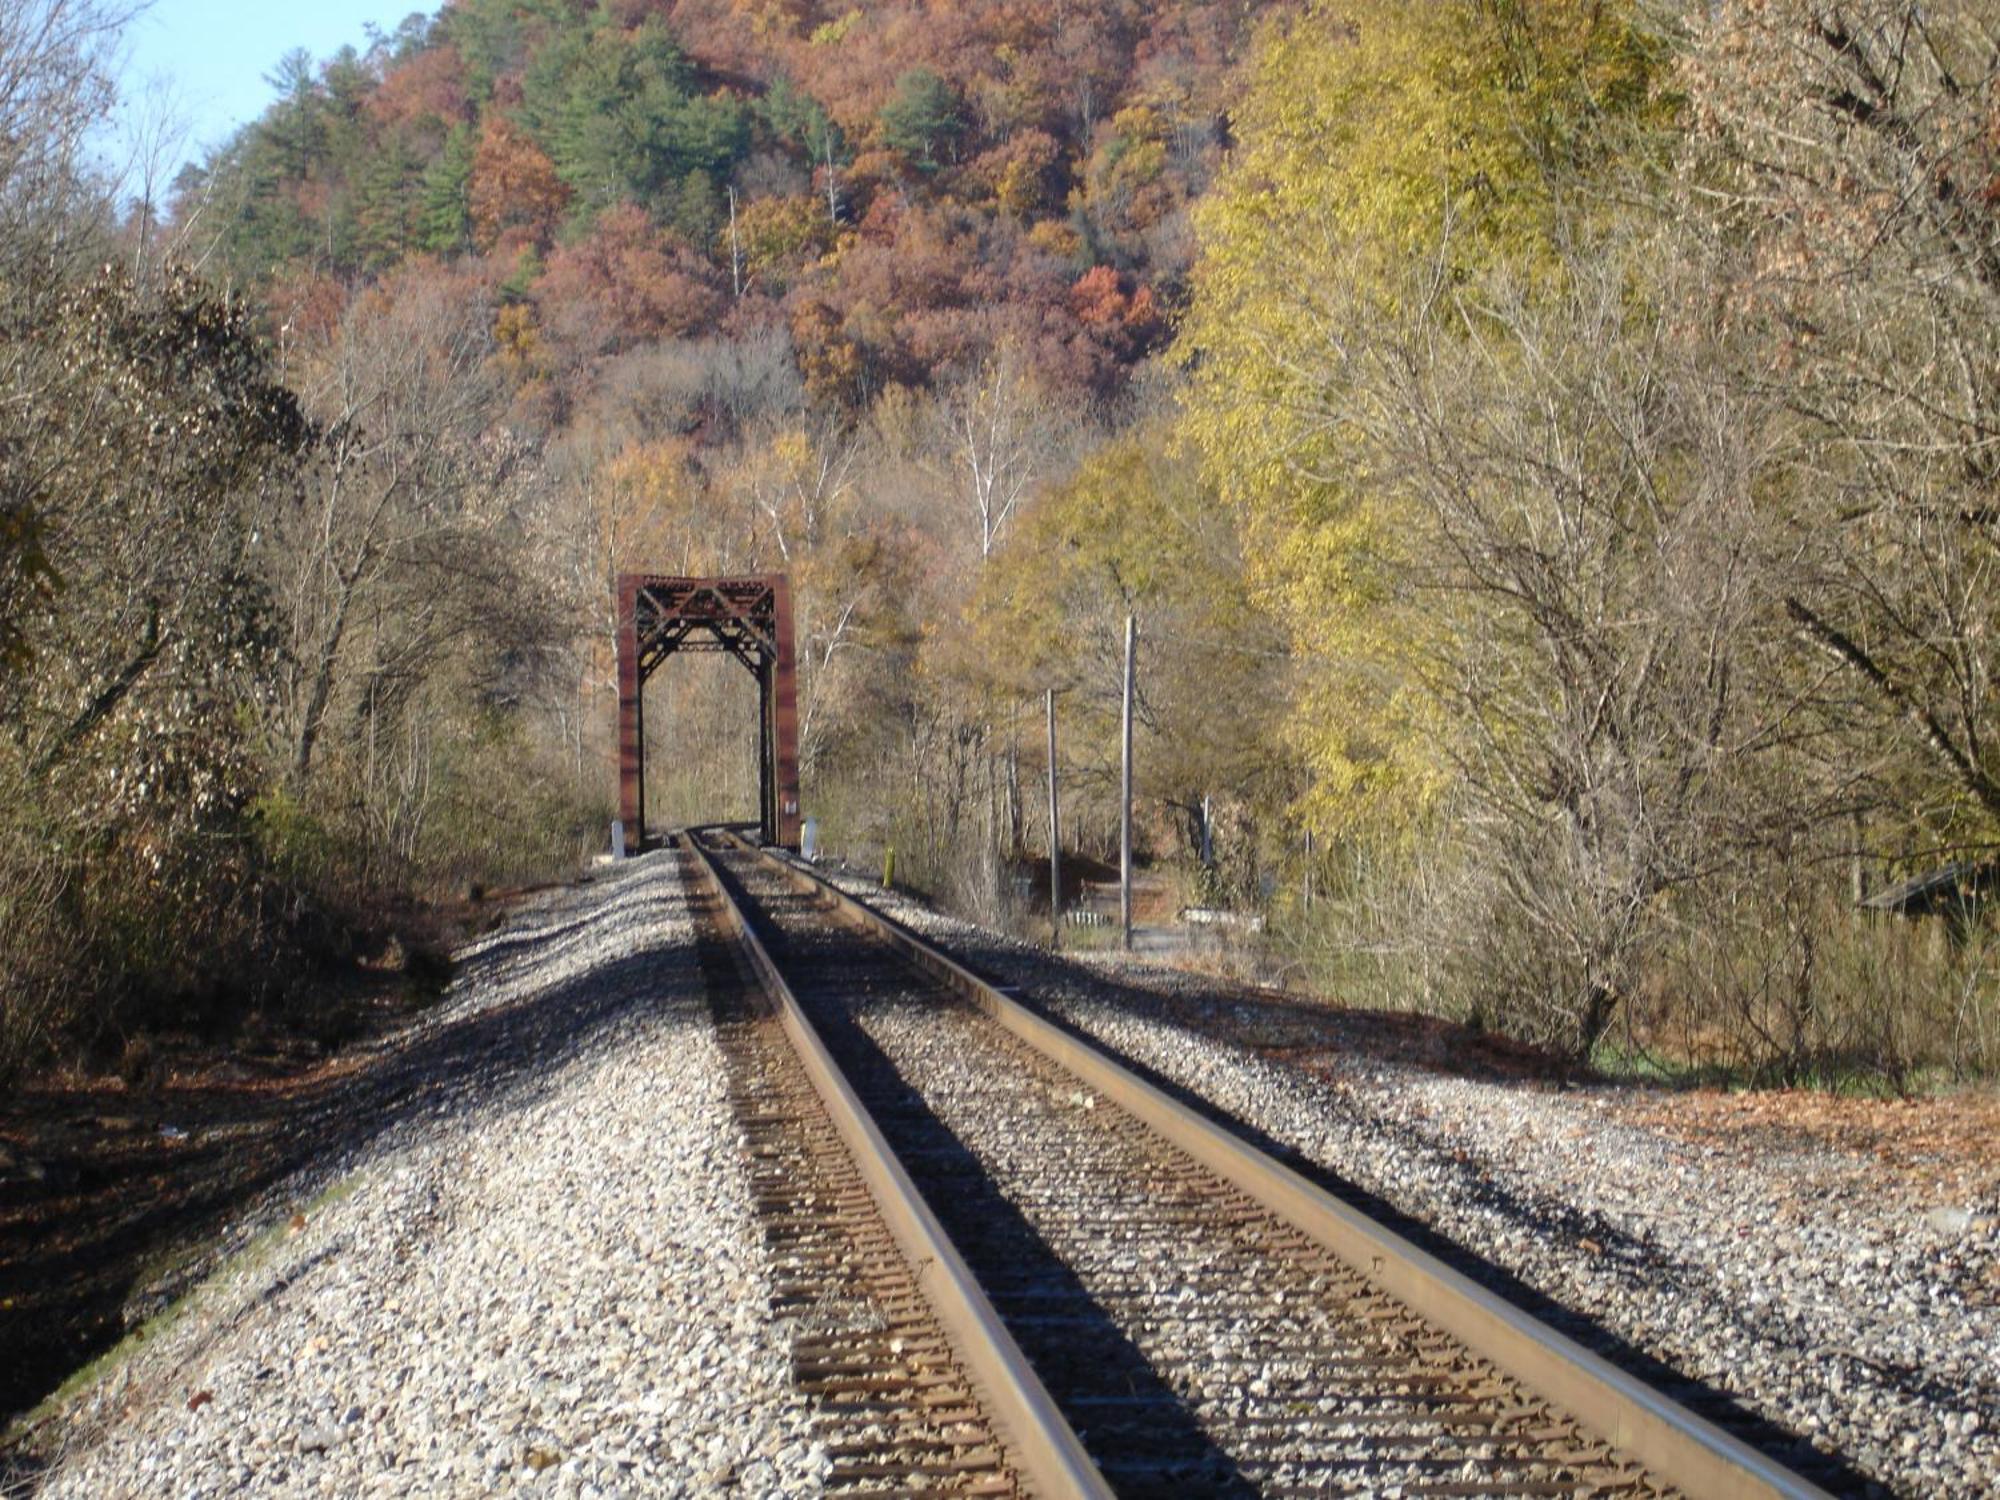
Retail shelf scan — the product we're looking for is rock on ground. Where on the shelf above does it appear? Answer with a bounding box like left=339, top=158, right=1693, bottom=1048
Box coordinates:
left=27, top=852, right=827, bottom=1499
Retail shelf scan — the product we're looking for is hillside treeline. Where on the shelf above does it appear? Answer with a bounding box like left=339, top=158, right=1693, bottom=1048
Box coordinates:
left=4, top=0, right=1997, bottom=1086
left=1187, top=0, right=2000, bottom=1080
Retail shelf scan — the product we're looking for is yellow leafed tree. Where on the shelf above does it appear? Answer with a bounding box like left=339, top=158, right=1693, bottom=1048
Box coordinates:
left=1179, top=0, right=1664, bottom=841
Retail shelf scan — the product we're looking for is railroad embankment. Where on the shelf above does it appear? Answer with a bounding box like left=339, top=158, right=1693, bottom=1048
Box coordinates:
left=7, top=848, right=1994, bottom=1498
left=9, top=854, right=831, bottom=1496
left=830, top=869, right=2000, bottom=1500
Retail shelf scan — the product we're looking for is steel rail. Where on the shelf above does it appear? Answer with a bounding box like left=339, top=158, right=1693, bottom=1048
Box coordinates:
left=722, top=831, right=1835, bottom=1500
left=682, top=832, right=1113, bottom=1500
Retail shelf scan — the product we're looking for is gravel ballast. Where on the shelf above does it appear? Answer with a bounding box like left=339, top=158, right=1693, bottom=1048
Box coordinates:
left=725, top=849, right=1663, bottom=1496
left=813, top=863, right=2000, bottom=1500
left=20, top=842, right=1996, bottom=1498
left=26, top=852, right=828, bottom=1499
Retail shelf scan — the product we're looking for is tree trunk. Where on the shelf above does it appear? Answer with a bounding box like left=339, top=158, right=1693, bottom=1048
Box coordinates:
left=1576, top=983, right=1619, bottom=1064
left=293, top=574, right=359, bottom=787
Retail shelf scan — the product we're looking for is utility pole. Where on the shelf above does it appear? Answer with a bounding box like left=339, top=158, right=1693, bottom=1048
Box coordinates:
left=1046, top=688, right=1061, bottom=950
left=1120, top=613, right=1135, bottom=952
left=1007, top=697, right=1022, bottom=855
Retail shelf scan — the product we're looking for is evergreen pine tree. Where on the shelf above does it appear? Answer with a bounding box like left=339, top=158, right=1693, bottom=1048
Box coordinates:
left=355, top=137, right=422, bottom=271
left=419, top=125, right=476, bottom=255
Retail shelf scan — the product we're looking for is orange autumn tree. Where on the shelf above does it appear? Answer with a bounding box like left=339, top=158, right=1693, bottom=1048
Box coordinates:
left=535, top=203, right=724, bottom=353
left=469, top=116, right=570, bottom=251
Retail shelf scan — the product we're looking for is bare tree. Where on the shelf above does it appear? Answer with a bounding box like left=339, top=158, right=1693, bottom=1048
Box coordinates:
left=934, top=342, right=1070, bottom=559
left=0, top=0, right=129, bottom=675
left=272, top=268, right=528, bottom=792
left=739, top=412, right=858, bottom=563
left=0, top=0, right=123, bottom=274
left=1680, top=0, right=2000, bottom=847
left=1308, top=203, right=1829, bottom=1056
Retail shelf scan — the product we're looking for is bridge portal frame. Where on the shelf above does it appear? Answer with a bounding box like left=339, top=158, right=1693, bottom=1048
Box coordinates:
left=615, top=573, right=800, bottom=850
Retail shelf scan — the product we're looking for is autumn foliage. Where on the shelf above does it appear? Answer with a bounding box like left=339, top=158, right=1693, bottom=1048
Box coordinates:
left=6, top=0, right=1996, bottom=1094
left=468, top=115, right=570, bottom=251
left=183, top=0, right=1221, bottom=411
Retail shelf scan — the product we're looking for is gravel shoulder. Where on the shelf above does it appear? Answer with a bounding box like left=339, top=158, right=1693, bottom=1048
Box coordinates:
left=16, top=844, right=1994, bottom=1499
left=817, top=864, right=2000, bottom=1500
left=14, top=851, right=828, bottom=1499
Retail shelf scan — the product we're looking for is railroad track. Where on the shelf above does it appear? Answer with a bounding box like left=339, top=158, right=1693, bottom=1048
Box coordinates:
left=681, top=829, right=1833, bottom=1500
left=690, top=879, right=1028, bottom=1496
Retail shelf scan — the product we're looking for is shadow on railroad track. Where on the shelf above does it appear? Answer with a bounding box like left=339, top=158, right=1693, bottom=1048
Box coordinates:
left=0, top=857, right=706, bottom=1462
left=815, top=1008, right=1258, bottom=1495
left=727, top=873, right=1258, bottom=1497
left=915, top=934, right=1882, bottom=1500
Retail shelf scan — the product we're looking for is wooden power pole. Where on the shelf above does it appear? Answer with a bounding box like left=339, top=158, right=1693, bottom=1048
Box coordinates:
left=1120, top=614, right=1135, bottom=951
left=1046, top=688, right=1061, bottom=949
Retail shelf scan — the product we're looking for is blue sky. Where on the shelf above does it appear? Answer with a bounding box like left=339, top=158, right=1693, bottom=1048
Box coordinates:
left=113, top=0, right=444, bottom=188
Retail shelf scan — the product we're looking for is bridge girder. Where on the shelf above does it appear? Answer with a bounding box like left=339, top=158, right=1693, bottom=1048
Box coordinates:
left=615, top=574, right=801, bottom=850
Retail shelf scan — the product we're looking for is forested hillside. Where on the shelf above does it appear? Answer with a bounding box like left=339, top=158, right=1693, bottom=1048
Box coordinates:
left=183, top=0, right=1242, bottom=404
left=156, top=0, right=1293, bottom=913
left=4, top=0, right=1998, bottom=1091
